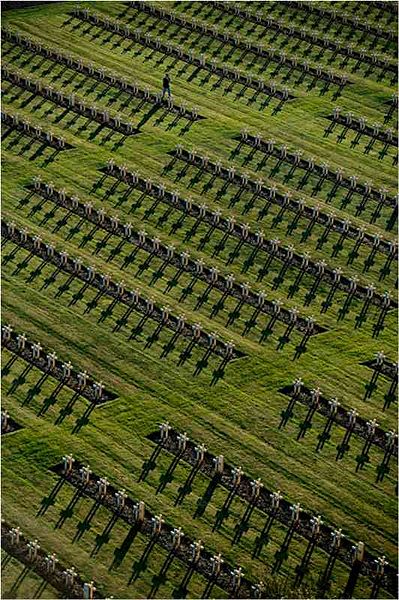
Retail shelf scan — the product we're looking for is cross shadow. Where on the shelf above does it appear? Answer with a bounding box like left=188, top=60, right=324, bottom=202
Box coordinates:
left=110, top=523, right=140, bottom=570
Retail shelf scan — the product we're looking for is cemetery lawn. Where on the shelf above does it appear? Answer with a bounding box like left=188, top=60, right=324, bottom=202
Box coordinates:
left=2, top=2, right=397, bottom=599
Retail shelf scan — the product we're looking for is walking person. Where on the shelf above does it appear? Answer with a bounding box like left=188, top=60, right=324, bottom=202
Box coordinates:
left=162, top=73, right=171, bottom=99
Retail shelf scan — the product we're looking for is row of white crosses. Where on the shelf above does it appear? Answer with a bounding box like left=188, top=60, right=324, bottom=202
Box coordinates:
left=7, top=526, right=97, bottom=597
left=132, top=0, right=343, bottom=86
left=292, top=378, right=391, bottom=446
left=74, top=7, right=288, bottom=100
left=1, top=111, right=66, bottom=149
left=2, top=64, right=134, bottom=134
left=5, top=27, right=199, bottom=121
left=1, top=325, right=105, bottom=399
left=8, top=220, right=237, bottom=358
left=60, top=445, right=253, bottom=592
left=212, top=0, right=395, bottom=72
left=290, top=0, right=395, bottom=42
left=183, top=140, right=396, bottom=257
left=241, top=128, right=396, bottom=204
left=331, top=107, right=396, bottom=143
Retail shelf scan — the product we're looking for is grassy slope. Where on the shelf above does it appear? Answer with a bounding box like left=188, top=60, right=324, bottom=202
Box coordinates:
left=2, top=2, right=397, bottom=599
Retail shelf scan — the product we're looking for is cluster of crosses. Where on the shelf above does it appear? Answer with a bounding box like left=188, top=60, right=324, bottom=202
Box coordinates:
left=6, top=525, right=98, bottom=598
left=155, top=423, right=393, bottom=595
left=179, top=138, right=397, bottom=256
left=128, top=1, right=346, bottom=88
left=29, top=178, right=316, bottom=338
left=1, top=65, right=135, bottom=135
left=1, top=324, right=106, bottom=402
left=72, top=7, right=291, bottom=103
left=104, top=159, right=393, bottom=314
left=2, top=27, right=199, bottom=122
left=286, top=377, right=397, bottom=471
left=1, top=111, right=66, bottom=150
left=3, top=224, right=239, bottom=360
left=212, top=0, right=396, bottom=75
left=61, top=453, right=262, bottom=596
left=330, top=107, right=397, bottom=146
left=286, top=0, right=396, bottom=42
left=238, top=129, right=397, bottom=222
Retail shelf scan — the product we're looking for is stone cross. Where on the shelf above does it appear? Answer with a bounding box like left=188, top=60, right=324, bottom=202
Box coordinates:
left=60, top=251, right=69, bottom=266
left=240, top=282, right=250, bottom=299
left=159, top=421, right=171, bottom=441
left=7, top=221, right=16, bottom=235
left=290, top=503, right=301, bottom=522
left=374, top=555, right=387, bottom=576
left=328, top=398, right=340, bottom=415
left=350, top=541, right=364, bottom=563
left=231, top=466, right=244, bottom=488
left=9, top=526, right=22, bottom=545
left=190, top=539, right=204, bottom=563
left=192, top=323, right=202, bottom=340
left=78, top=370, right=88, bottom=389
left=194, top=443, right=207, bottom=464
left=213, top=455, right=224, bottom=474
left=151, top=514, right=164, bottom=536
left=250, top=478, right=263, bottom=500
left=115, top=489, right=127, bottom=511
left=385, top=430, right=398, bottom=450
left=193, top=259, right=204, bottom=277
left=1, top=410, right=9, bottom=430
left=62, top=361, right=73, bottom=379
left=161, top=306, right=170, bottom=324
left=27, top=539, right=40, bottom=560
left=231, top=566, right=244, bottom=590
left=166, top=245, right=175, bottom=260
left=83, top=581, right=96, bottom=599
left=97, top=477, right=109, bottom=497
left=293, top=378, right=303, bottom=395
left=310, top=515, right=323, bottom=537
left=152, top=238, right=161, bottom=253
left=2, top=324, right=13, bottom=341
left=47, top=351, right=57, bottom=370
left=208, top=332, right=217, bottom=350
left=375, top=351, right=385, bottom=367
left=171, top=527, right=184, bottom=549
left=45, top=553, right=58, bottom=572
left=251, top=581, right=265, bottom=598
left=176, top=314, right=186, bottom=332
left=348, top=408, right=358, bottom=427
left=93, top=381, right=104, bottom=400
left=63, top=454, right=75, bottom=475
left=79, top=464, right=92, bottom=485
left=225, top=341, right=235, bottom=359
left=366, top=419, right=379, bottom=439
left=63, top=567, right=77, bottom=587
left=133, top=501, right=145, bottom=523
left=177, top=431, right=189, bottom=452
left=210, top=553, right=224, bottom=576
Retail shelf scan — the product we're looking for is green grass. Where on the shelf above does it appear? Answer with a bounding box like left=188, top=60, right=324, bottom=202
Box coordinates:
left=2, top=2, right=397, bottom=599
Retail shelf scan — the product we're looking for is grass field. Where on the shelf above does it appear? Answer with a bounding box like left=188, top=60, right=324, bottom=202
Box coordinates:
left=1, top=1, right=398, bottom=598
